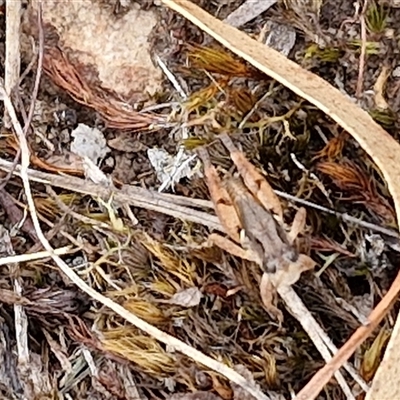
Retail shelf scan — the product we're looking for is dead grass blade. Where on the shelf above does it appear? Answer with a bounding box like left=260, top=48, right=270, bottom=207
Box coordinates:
left=318, top=160, right=395, bottom=223
left=0, top=157, right=221, bottom=232
left=317, top=161, right=374, bottom=193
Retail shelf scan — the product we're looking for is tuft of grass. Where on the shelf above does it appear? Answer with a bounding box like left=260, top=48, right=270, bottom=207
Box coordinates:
left=366, top=1, right=388, bottom=34
left=102, top=327, right=176, bottom=376
left=142, top=236, right=196, bottom=285
left=34, top=193, right=79, bottom=219
left=369, top=108, right=396, bottom=129
left=348, top=39, right=380, bottom=55
left=123, top=299, right=169, bottom=326
left=182, top=137, right=210, bottom=150
left=181, top=84, right=221, bottom=115
left=187, top=44, right=257, bottom=78
left=317, top=160, right=395, bottom=223
left=304, top=44, right=342, bottom=63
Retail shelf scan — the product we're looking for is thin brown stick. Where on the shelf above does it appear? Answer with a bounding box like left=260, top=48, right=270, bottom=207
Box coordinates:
left=274, top=190, right=400, bottom=239
left=0, top=157, right=221, bottom=232
left=278, top=286, right=369, bottom=394
left=294, top=267, right=400, bottom=400
left=0, top=154, right=398, bottom=241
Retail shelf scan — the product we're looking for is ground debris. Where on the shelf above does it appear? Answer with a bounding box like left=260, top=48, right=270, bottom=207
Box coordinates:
left=1, top=0, right=400, bottom=399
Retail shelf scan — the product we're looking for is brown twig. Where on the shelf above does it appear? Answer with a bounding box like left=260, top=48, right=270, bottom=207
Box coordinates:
left=274, top=190, right=399, bottom=239
left=0, top=157, right=222, bottom=233
left=294, top=267, right=400, bottom=400
left=278, top=285, right=369, bottom=394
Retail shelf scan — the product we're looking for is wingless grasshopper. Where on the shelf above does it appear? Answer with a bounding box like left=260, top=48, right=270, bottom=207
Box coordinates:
left=197, top=133, right=315, bottom=320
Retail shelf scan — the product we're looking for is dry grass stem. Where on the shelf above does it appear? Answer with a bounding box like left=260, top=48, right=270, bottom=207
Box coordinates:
left=278, top=285, right=369, bottom=394
left=0, top=157, right=221, bottom=232
left=0, top=245, right=74, bottom=266
left=3, top=0, right=21, bottom=128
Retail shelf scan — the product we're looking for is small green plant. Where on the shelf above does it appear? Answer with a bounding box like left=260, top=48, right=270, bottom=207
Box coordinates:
left=348, top=39, right=380, bottom=55
left=366, top=1, right=388, bottom=34
left=304, top=44, right=342, bottom=62
left=369, top=108, right=396, bottom=129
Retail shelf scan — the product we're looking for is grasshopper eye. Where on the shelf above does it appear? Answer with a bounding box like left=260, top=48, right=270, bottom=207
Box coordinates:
left=284, top=247, right=299, bottom=263
left=263, top=259, right=278, bottom=274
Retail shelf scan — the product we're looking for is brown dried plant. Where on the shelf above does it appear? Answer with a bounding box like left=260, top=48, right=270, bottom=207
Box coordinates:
left=43, top=48, right=166, bottom=131
left=317, top=160, right=395, bottom=223
left=187, top=45, right=258, bottom=78
left=313, top=132, right=348, bottom=161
